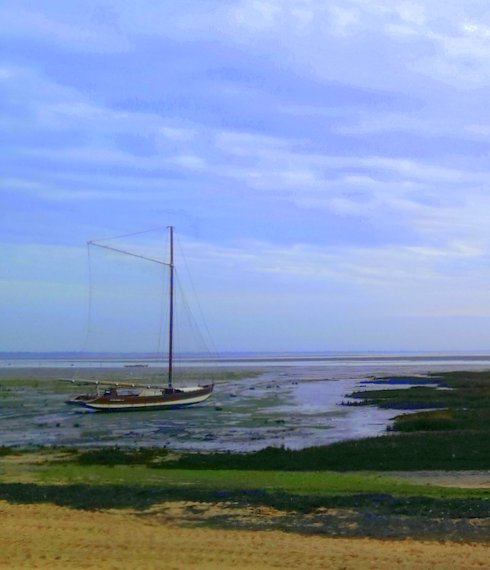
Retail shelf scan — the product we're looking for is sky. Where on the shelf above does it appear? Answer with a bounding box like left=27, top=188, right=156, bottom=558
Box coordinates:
left=3, top=0, right=490, bottom=353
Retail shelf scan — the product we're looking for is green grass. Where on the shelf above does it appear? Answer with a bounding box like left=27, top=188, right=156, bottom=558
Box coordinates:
left=2, top=450, right=489, bottom=500
left=25, top=464, right=439, bottom=496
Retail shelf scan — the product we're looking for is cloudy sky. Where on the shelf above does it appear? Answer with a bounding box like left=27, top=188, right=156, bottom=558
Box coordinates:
left=3, top=0, right=490, bottom=353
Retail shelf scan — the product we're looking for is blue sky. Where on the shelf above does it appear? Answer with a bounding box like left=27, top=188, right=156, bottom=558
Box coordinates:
left=3, top=0, right=490, bottom=353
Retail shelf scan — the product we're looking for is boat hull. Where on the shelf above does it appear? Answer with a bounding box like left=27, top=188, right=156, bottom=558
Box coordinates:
left=78, top=384, right=214, bottom=412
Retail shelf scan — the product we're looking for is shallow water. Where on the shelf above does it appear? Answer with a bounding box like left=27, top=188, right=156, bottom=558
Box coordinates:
left=0, top=357, right=489, bottom=451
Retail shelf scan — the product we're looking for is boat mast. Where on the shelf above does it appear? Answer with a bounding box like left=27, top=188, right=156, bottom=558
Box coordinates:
left=167, top=226, right=174, bottom=389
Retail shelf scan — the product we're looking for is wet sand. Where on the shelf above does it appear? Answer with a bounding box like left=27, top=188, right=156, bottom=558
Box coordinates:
left=1, top=500, right=490, bottom=569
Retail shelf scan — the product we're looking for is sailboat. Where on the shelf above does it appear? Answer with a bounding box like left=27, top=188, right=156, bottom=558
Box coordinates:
left=66, top=226, right=214, bottom=411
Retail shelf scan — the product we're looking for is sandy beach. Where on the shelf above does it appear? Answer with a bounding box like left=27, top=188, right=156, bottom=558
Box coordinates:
left=1, top=500, right=490, bottom=569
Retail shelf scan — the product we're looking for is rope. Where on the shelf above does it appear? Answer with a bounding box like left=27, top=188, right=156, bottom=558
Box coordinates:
left=90, top=226, right=169, bottom=244
left=75, top=243, right=94, bottom=381
left=175, top=235, right=220, bottom=358
left=87, top=241, right=170, bottom=267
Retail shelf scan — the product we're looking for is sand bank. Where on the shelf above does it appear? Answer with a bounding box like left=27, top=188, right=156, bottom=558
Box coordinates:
left=1, top=501, right=490, bottom=569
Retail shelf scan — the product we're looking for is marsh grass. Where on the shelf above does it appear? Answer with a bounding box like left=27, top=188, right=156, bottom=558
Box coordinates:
left=163, top=433, right=490, bottom=471
left=75, top=447, right=170, bottom=466
left=0, top=447, right=19, bottom=457
left=1, top=481, right=490, bottom=519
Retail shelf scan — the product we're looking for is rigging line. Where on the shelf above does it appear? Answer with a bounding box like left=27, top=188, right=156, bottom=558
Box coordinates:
left=175, top=237, right=213, bottom=354
left=86, top=243, right=94, bottom=341
left=90, top=226, right=169, bottom=244
left=173, top=268, right=194, bottom=350
left=155, top=263, right=168, bottom=362
left=184, top=270, right=219, bottom=358
left=175, top=236, right=220, bottom=357
left=88, top=241, right=171, bottom=267
left=77, top=242, right=94, bottom=381
left=175, top=269, right=213, bottom=357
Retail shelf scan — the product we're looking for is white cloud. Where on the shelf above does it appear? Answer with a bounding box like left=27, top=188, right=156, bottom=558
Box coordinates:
left=202, top=0, right=490, bottom=92
left=2, top=177, right=145, bottom=202
left=3, top=58, right=487, bottom=259
left=181, top=232, right=481, bottom=284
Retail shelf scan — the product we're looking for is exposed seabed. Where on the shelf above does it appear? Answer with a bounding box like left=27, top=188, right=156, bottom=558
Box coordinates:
left=2, top=356, right=489, bottom=451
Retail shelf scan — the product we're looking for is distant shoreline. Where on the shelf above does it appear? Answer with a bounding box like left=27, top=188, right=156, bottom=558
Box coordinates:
left=4, top=351, right=490, bottom=369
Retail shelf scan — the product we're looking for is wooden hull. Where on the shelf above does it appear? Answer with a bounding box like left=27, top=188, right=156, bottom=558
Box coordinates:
left=77, top=384, right=214, bottom=412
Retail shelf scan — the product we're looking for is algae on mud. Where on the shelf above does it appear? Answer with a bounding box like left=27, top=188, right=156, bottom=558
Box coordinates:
left=0, top=365, right=400, bottom=450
